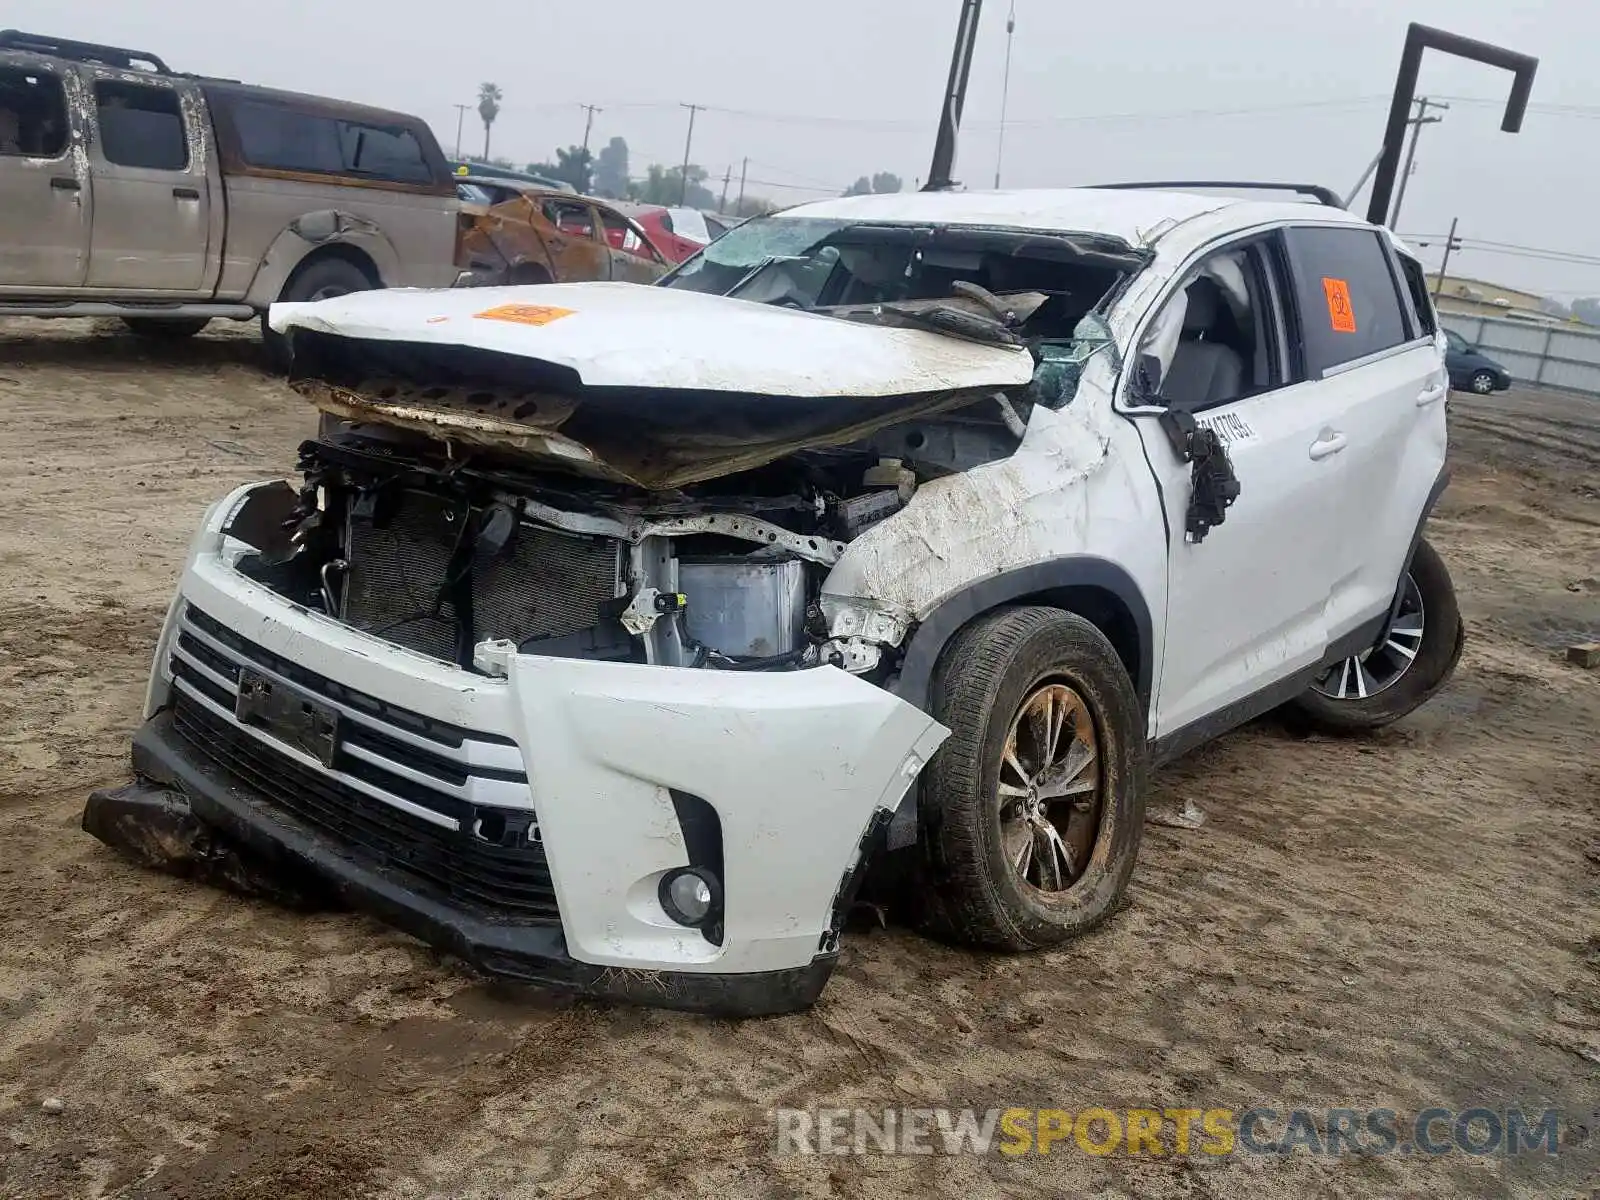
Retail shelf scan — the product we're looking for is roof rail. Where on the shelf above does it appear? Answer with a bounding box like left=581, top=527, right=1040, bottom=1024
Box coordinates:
left=0, top=30, right=172, bottom=74
left=1088, top=181, right=1345, bottom=209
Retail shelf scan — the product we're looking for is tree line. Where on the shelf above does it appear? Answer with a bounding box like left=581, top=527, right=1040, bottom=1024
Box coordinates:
left=472, top=83, right=902, bottom=214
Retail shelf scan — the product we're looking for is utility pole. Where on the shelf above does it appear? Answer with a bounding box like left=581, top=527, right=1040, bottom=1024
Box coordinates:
left=736, top=156, right=748, bottom=214
left=994, top=0, right=1016, bottom=188
left=1389, top=96, right=1448, bottom=227
left=452, top=104, right=470, bottom=159
left=925, top=0, right=983, bottom=191
left=1433, top=217, right=1462, bottom=301
left=580, top=104, right=601, bottom=153
left=678, top=103, right=702, bottom=207
left=719, top=164, right=733, bottom=213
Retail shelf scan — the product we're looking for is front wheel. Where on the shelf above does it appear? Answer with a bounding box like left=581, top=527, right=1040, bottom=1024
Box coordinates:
left=1288, top=538, right=1464, bottom=732
left=1470, top=370, right=1498, bottom=394
left=916, top=607, right=1147, bottom=952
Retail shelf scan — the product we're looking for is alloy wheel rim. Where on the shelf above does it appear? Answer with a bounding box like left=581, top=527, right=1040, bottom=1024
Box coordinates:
left=1312, top=574, right=1426, bottom=701
left=997, top=681, right=1103, bottom=894
left=1472, top=373, right=1495, bottom=393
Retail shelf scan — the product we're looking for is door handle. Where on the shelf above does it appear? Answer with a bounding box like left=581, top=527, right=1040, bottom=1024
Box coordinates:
left=172, top=186, right=201, bottom=200
left=50, top=176, right=81, bottom=191
left=1308, top=431, right=1348, bottom=460
left=1416, top=383, right=1447, bottom=407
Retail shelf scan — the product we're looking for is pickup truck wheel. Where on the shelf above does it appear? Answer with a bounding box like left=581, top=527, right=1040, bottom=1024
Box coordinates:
left=1289, top=538, right=1464, bottom=732
left=261, top=257, right=374, bottom=372
left=122, top=316, right=209, bottom=339
left=917, top=607, right=1146, bottom=952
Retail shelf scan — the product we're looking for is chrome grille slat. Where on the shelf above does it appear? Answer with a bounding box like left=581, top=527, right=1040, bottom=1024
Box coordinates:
left=171, top=674, right=461, bottom=831
left=176, top=610, right=524, bottom=774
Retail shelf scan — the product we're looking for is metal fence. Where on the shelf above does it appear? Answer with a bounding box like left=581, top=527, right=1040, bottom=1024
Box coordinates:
left=1439, top=311, right=1600, bottom=397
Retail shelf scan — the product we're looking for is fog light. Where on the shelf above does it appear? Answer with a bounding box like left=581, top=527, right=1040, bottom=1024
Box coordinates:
left=660, top=867, right=721, bottom=928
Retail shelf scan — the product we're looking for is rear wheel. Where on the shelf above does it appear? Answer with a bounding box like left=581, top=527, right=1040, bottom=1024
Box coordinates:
left=261, top=256, right=374, bottom=372
left=121, top=316, right=209, bottom=339
left=916, top=607, right=1147, bottom=951
left=1288, top=538, right=1463, bottom=732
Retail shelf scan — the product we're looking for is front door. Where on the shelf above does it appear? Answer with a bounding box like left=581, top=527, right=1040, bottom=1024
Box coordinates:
left=538, top=197, right=612, bottom=283
left=1131, top=233, right=1353, bottom=738
left=598, top=206, right=667, bottom=284
left=80, top=70, right=212, bottom=293
left=0, top=58, right=90, bottom=289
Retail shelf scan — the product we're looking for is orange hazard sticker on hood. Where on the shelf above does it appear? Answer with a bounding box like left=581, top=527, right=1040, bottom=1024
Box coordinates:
left=1321, top=278, right=1357, bottom=333
left=474, top=304, right=576, bottom=327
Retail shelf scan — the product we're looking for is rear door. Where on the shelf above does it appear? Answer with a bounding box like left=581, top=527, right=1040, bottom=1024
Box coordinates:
left=597, top=205, right=667, bottom=284
left=538, top=197, right=612, bottom=282
left=0, top=57, right=90, bottom=289
left=80, top=69, right=215, bottom=294
left=1279, top=226, right=1447, bottom=643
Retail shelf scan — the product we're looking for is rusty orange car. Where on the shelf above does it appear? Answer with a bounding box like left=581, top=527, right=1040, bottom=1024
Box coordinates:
left=453, top=178, right=670, bottom=288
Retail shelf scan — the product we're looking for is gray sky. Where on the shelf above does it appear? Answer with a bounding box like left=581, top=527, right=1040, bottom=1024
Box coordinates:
left=12, top=0, right=1596, bottom=296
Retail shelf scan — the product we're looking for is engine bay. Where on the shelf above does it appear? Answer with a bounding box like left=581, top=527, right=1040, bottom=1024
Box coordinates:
left=230, top=400, right=1024, bottom=679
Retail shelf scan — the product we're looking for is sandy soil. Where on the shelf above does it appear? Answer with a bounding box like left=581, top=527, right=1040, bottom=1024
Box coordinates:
left=1, top=318, right=1596, bottom=1199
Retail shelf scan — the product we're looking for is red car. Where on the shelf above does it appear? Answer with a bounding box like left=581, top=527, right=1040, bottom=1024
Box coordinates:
left=612, top=204, right=735, bottom=264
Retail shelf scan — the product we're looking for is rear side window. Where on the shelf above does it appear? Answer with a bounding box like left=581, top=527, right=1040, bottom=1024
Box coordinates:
left=1284, top=226, right=1411, bottom=374
left=0, top=67, right=69, bottom=158
left=95, top=81, right=188, bottom=171
left=230, top=99, right=433, bottom=184
left=1397, top=254, right=1438, bottom=336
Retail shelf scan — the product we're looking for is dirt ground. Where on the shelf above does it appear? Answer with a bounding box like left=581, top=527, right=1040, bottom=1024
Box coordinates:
left=1, top=317, right=1596, bottom=1200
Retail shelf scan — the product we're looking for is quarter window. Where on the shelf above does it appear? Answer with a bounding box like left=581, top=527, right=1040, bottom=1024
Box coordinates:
left=95, top=81, right=188, bottom=171
left=0, top=67, right=69, bottom=158
left=1284, top=226, right=1411, bottom=374
left=1397, top=253, right=1438, bottom=337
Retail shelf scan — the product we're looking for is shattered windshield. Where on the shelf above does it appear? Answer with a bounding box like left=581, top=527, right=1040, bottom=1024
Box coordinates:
left=662, top=214, right=1139, bottom=352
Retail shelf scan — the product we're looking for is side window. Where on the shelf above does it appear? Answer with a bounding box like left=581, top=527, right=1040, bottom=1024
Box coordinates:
left=542, top=199, right=597, bottom=239
left=598, top=208, right=661, bottom=260
left=1284, top=227, right=1411, bottom=374
left=337, top=121, right=432, bottom=184
left=231, top=100, right=343, bottom=173
left=1397, top=253, right=1438, bottom=337
left=1138, top=241, right=1285, bottom=411
left=0, top=67, right=69, bottom=158
left=95, top=81, right=188, bottom=171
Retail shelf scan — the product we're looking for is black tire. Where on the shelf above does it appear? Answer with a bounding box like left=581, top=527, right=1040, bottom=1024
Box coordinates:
left=1287, top=538, right=1464, bottom=733
left=1470, top=370, right=1497, bottom=394
left=261, top=256, right=374, bottom=372
left=121, top=316, right=210, bottom=339
left=916, top=606, right=1147, bottom=952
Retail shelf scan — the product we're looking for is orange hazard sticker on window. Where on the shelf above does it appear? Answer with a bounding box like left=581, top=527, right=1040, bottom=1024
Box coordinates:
left=474, top=304, right=575, bottom=327
left=1321, top=277, right=1357, bottom=333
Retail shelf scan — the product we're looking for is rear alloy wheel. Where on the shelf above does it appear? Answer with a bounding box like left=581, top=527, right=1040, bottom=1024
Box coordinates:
left=917, top=607, right=1146, bottom=952
left=1470, top=369, right=1498, bottom=394
left=1288, top=537, right=1464, bottom=732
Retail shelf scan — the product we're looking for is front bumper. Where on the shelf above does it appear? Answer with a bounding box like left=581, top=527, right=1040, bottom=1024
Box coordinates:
left=123, top=482, right=948, bottom=1012
left=117, top=713, right=833, bottom=1015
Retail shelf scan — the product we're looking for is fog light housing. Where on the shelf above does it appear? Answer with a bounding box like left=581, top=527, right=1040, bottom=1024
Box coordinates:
left=659, top=867, right=721, bottom=929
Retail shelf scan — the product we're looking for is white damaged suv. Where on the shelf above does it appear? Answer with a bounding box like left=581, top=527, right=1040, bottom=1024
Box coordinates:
left=89, top=186, right=1463, bottom=1014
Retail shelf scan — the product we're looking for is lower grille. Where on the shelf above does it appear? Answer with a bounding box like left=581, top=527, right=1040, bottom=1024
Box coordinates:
left=341, top=489, right=622, bottom=662
left=170, top=690, right=560, bottom=925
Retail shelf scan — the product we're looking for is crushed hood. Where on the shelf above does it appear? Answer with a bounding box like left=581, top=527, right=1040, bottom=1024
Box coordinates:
left=270, top=281, right=1034, bottom=398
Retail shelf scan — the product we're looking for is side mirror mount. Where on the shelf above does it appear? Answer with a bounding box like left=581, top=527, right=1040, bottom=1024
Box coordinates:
left=1132, top=353, right=1164, bottom=403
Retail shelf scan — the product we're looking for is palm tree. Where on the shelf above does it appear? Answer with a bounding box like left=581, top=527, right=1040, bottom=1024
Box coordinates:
left=477, top=83, right=503, bottom=160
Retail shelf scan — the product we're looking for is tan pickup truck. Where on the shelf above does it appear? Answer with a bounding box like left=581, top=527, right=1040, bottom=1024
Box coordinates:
left=0, top=30, right=460, bottom=365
